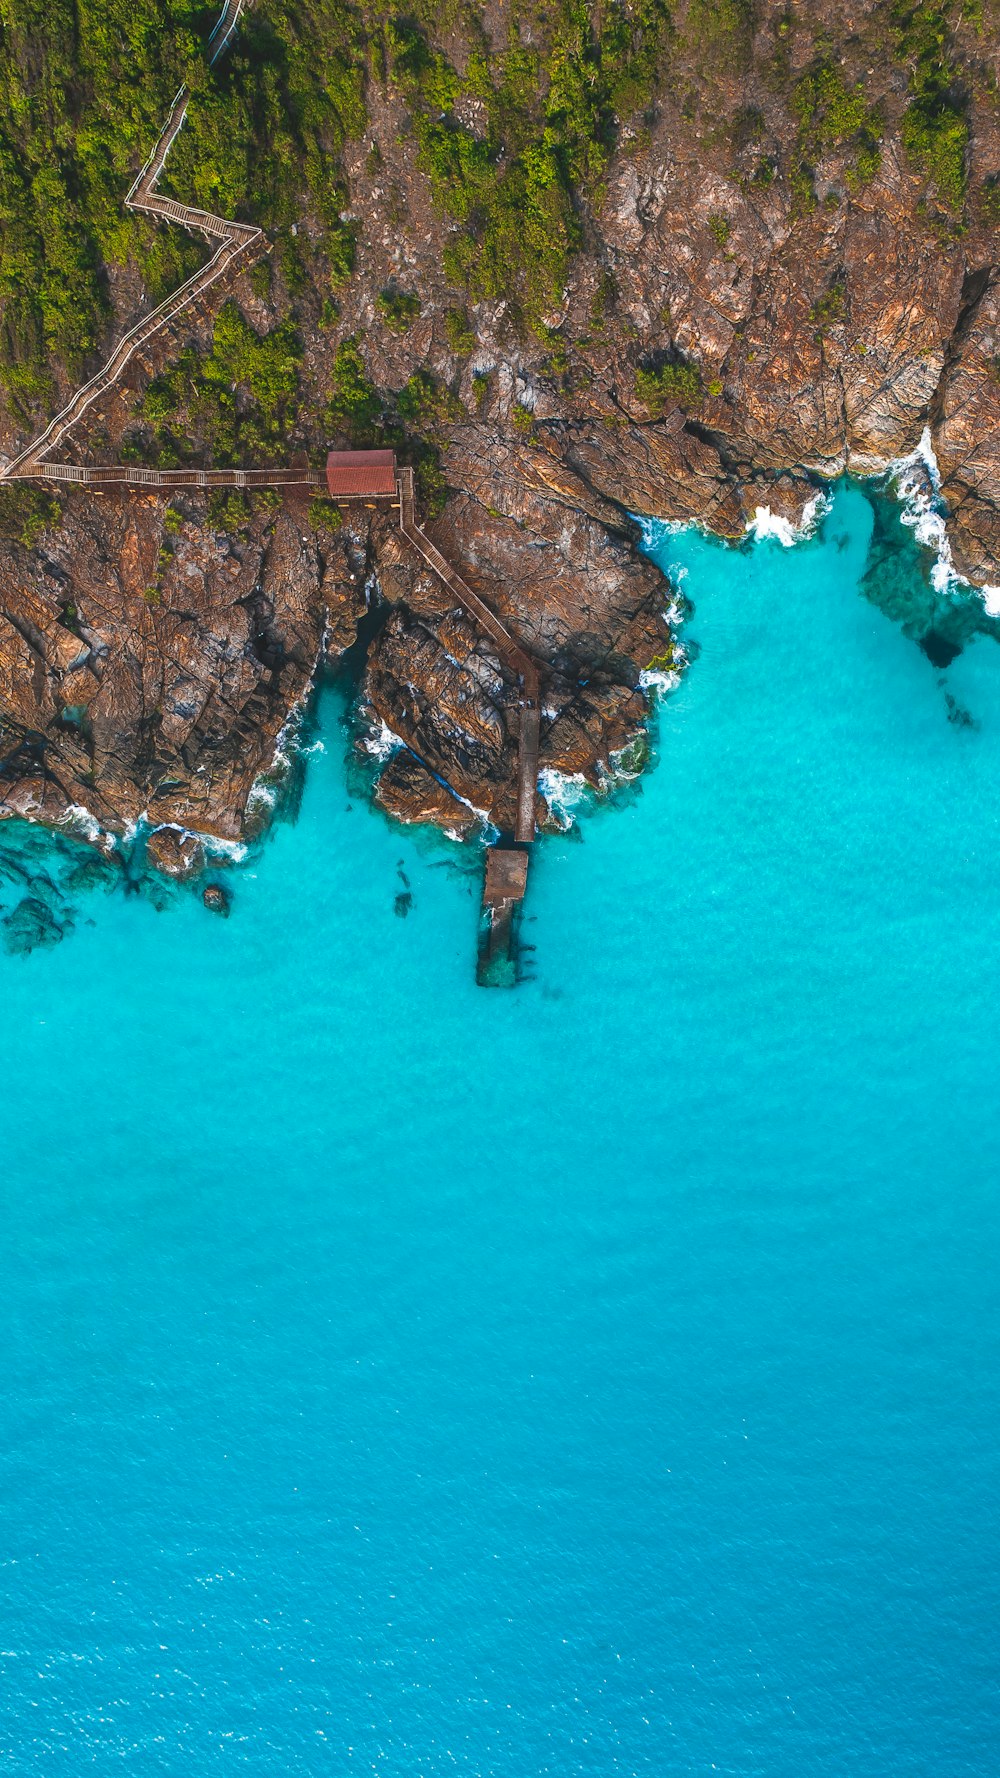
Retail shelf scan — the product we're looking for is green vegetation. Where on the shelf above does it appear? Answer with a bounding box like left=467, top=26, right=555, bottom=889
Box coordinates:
left=396, top=370, right=463, bottom=431
left=307, top=494, right=343, bottom=529
left=391, top=0, right=674, bottom=327
left=444, top=308, right=477, bottom=353
left=792, top=59, right=883, bottom=204
left=205, top=301, right=300, bottom=421
left=324, top=335, right=382, bottom=438
left=0, top=483, right=61, bottom=548
left=376, top=287, right=422, bottom=332
left=141, top=299, right=302, bottom=465
left=809, top=275, right=847, bottom=334
left=979, top=175, right=1000, bottom=223
left=685, top=0, right=753, bottom=59
left=708, top=212, right=730, bottom=247
left=207, top=489, right=250, bottom=531
left=249, top=260, right=273, bottom=301
left=0, top=0, right=368, bottom=406
left=891, top=0, right=968, bottom=208
left=635, top=358, right=704, bottom=411
left=590, top=268, right=619, bottom=331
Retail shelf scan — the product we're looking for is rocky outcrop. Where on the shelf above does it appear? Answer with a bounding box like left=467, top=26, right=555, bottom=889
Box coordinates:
left=3, top=0, right=1000, bottom=852
left=0, top=495, right=359, bottom=842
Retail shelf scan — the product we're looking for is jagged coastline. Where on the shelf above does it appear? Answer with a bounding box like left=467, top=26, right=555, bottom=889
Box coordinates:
left=2, top=0, right=1000, bottom=864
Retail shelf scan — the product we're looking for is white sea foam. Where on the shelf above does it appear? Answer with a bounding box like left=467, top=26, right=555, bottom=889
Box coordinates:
left=361, top=714, right=404, bottom=762
left=58, top=804, right=113, bottom=851
left=745, top=490, right=831, bottom=547
left=539, top=766, right=589, bottom=830
left=634, top=513, right=690, bottom=552
left=245, top=779, right=277, bottom=815
left=245, top=677, right=317, bottom=814
left=439, top=785, right=498, bottom=842
left=885, top=425, right=1000, bottom=612
left=201, top=832, right=247, bottom=863
left=887, top=426, right=953, bottom=589
left=639, top=664, right=683, bottom=697
left=143, top=817, right=248, bottom=864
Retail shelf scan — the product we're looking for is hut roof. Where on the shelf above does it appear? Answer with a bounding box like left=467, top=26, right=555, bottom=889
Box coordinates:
left=325, top=449, right=397, bottom=499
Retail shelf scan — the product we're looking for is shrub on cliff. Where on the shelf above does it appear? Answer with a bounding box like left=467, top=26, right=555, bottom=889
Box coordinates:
left=793, top=59, right=884, bottom=193
left=377, top=289, right=422, bottom=333
left=892, top=0, right=969, bottom=209
left=901, top=101, right=968, bottom=209
left=444, top=310, right=476, bottom=353
left=0, top=485, right=60, bottom=549
left=635, top=360, right=704, bottom=412
left=139, top=305, right=302, bottom=466
left=0, top=0, right=368, bottom=400
left=206, top=302, right=301, bottom=423
left=324, top=337, right=382, bottom=441
left=396, top=370, right=463, bottom=433
left=396, top=1, right=672, bottom=329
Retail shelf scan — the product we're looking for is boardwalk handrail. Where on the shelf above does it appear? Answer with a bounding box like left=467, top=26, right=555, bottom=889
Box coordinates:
left=397, top=467, right=540, bottom=840
left=0, top=0, right=543, bottom=843
left=1, top=0, right=261, bottom=483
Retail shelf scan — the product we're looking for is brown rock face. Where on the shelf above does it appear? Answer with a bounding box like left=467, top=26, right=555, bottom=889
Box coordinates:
left=0, top=496, right=363, bottom=843
left=4, top=0, right=1000, bottom=850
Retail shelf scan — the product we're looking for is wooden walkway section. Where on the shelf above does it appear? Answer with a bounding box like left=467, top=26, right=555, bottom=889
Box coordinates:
left=1, top=0, right=261, bottom=484
left=397, top=468, right=540, bottom=845
left=0, top=0, right=542, bottom=976
left=27, top=463, right=318, bottom=489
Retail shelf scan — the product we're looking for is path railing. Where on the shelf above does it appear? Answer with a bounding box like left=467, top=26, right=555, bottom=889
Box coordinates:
left=1, top=0, right=262, bottom=482
left=398, top=467, right=540, bottom=841
left=0, top=0, right=543, bottom=848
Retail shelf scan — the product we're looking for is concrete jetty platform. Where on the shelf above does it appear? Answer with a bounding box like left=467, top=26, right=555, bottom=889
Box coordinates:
left=477, top=848, right=530, bottom=988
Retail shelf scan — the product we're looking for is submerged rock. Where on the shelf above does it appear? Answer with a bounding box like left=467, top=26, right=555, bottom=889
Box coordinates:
left=3, top=895, right=64, bottom=955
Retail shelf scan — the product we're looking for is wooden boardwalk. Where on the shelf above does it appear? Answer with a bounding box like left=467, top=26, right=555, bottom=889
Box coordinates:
left=397, top=468, right=539, bottom=845
left=1, top=0, right=261, bottom=484
left=0, top=0, right=542, bottom=975
left=28, top=463, right=319, bottom=489
left=15, top=456, right=544, bottom=849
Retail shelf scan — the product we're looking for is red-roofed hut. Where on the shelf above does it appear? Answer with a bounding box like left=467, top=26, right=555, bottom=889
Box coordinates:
left=325, top=449, right=397, bottom=500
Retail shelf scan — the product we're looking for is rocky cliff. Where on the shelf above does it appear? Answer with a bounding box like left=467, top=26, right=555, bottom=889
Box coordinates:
left=1, top=0, right=999, bottom=857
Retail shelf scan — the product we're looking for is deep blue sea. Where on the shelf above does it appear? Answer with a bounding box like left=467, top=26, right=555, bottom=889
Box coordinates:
left=1, top=483, right=998, bottom=1773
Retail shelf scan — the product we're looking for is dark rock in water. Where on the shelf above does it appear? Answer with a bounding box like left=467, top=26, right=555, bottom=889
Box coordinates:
left=3, top=895, right=64, bottom=955
left=146, top=825, right=205, bottom=878
left=921, top=630, right=963, bottom=669
left=394, top=890, right=413, bottom=918
left=945, top=693, right=979, bottom=729
left=203, top=883, right=230, bottom=915
left=66, top=853, right=120, bottom=895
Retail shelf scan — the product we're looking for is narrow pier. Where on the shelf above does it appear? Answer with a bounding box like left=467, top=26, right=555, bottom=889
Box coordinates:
left=395, top=464, right=540, bottom=848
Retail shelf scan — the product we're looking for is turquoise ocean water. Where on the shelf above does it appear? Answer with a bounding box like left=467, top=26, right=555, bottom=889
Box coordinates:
left=1, top=482, right=998, bottom=1773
